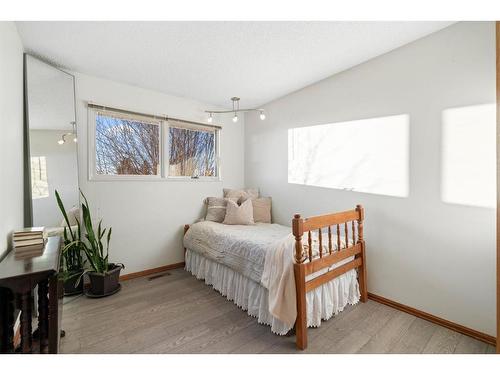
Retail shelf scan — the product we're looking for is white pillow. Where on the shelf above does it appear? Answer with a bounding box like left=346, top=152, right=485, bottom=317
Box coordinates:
left=223, top=188, right=259, bottom=204
left=252, top=197, right=272, bottom=223
left=204, top=197, right=237, bottom=223
left=223, top=199, right=255, bottom=225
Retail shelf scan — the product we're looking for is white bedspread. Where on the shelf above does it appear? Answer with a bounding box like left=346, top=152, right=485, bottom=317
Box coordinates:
left=184, top=221, right=290, bottom=283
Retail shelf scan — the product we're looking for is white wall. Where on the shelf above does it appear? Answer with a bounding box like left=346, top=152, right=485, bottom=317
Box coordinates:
left=245, top=22, right=496, bottom=335
left=30, top=129, right=79, bottom=227
left=74, top=73, right=245, bottom=274
left=0, top=22, right=24, bottom=259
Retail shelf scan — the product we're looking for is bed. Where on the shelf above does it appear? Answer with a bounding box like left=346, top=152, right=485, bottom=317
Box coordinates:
left=183, top=205, right=367, bottom=350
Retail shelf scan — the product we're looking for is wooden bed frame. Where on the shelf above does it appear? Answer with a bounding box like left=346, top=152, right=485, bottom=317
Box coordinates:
left=292, top=204, right=367, bottom=350
left=183, top=204, right=367, bottom=351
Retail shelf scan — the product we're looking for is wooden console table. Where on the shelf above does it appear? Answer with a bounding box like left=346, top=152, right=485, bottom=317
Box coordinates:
left=0, top=236, right=62, bottom=354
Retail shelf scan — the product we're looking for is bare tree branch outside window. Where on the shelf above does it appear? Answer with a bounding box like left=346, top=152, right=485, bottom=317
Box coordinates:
left=95, top=114, right=160, bottom=175
left=168, top=127, right=216, bottom=177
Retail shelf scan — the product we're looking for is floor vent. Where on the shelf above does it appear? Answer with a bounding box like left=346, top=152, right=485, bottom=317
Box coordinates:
left=148, top=272, right=171, bottom=281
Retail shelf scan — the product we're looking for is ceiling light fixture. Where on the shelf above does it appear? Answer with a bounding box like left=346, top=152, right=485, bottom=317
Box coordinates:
left=57, top=122, right=77, bottom=145
left=205, top=97, right=265, bottom=123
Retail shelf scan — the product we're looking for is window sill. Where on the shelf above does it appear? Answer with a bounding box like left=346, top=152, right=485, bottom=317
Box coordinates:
left=88, top=175, right=221, bottom=182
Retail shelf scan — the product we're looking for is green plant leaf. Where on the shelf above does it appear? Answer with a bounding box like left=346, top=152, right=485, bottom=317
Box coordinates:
left=73, top=189, right=115, bottom=274
left=55, top=190, right=75, bottom=242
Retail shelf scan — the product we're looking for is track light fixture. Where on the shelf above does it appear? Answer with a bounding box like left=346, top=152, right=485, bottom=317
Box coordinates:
left=205, top=97, right=265, bottom=123
left=57, top=122, right=77, bottom=145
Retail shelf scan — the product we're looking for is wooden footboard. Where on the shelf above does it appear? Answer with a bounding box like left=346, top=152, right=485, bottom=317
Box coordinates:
left=292, top=204, right=367, bottom=350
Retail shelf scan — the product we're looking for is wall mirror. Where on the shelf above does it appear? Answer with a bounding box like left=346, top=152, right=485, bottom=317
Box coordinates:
left=24, top=54, right=79, bottom=234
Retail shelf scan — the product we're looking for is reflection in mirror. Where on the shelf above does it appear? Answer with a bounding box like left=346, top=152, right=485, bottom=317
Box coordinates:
left=25, top=55, right=79, bottom=233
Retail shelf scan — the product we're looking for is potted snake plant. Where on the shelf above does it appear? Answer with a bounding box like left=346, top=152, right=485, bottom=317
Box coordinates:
left=80, top=190, right=124, bottom=296
left=56, top=190, right=85, bottom=296
left=58, top=190, right=124, bottom=297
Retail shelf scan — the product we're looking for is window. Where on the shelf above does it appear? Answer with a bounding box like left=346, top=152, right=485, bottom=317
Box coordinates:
left=288, top=114, right=409, bottom=197
left=31, top=156, right=49, bottom=199
left=95, top=112, right=160, bottom=176
left=89, top=107, right=219, bottom=180
left=168, top=122, right=217, bottom=177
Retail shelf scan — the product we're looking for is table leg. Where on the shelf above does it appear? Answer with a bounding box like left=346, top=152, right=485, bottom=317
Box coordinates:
left=48, top=275, right=61, bottom=354
left=19, top=291, right=32, bottom=353
left=38, top=279, right=49, bottom=353
left=0, top=287, right=15, bottom=353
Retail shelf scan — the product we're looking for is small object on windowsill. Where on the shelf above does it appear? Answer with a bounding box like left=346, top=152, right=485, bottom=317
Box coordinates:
left=191, top=176, right=199, bottom=179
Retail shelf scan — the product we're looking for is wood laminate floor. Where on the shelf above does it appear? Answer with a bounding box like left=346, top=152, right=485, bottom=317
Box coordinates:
left=60, top=269, right=495, bottom=354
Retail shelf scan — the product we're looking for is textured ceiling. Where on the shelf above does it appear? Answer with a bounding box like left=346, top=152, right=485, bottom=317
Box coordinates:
left=16, top=21, right=454, bottom=108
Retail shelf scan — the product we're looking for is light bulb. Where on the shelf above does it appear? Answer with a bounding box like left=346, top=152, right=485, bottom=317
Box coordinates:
left=207, top=113, right=213, bottom=123
left=259, top=111, right=266, bottom=120
left=232, top=113, right=238, bottom=123
left=73, top=137, right=78, bottom=143
left=57, top=139, right=64, bottom=145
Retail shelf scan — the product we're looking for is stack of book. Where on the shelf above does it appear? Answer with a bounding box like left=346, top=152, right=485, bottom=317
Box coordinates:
left=13, top=227, right=46, bottom=258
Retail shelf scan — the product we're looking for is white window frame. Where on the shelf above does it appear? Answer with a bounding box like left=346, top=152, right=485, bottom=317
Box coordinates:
left=88, top=107, right=221, bottom=182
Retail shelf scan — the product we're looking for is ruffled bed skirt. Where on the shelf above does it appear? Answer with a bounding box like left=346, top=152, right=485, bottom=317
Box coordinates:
left=185, top=249, right=360, bottom=335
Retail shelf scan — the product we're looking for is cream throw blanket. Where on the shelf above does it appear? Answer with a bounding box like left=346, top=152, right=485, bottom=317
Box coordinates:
left=261, top=234, right=297, bottom=326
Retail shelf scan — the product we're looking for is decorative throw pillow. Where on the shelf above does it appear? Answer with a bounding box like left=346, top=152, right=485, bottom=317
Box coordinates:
left=223, top=199, right=255, bottom=225
left=204, top=197, right=236, bottom=223
left=223, top=188, right=259, bottom=204
left=252, top=197, right=272, bottom=223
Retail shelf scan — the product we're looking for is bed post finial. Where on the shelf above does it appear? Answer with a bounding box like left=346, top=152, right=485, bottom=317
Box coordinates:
left=356, top=205, right=364, bottom=242
left=292, top=214, right=304, bottom=263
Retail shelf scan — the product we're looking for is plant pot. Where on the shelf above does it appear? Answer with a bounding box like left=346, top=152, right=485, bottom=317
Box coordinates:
left=87, top=263, right=123, bottom=296
left=63, top=270, right=84, bottom=296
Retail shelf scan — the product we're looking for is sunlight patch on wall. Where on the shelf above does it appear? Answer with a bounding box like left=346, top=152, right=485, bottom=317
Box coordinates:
left=441, top=104, right=495, bottom=208
left=288, top=114, right=410, bottom=197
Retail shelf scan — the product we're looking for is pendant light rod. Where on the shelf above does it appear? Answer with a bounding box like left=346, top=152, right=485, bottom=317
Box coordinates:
left=204, top=108, right=265, bottom=114
left=204, top=97, right=265, bottom=116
